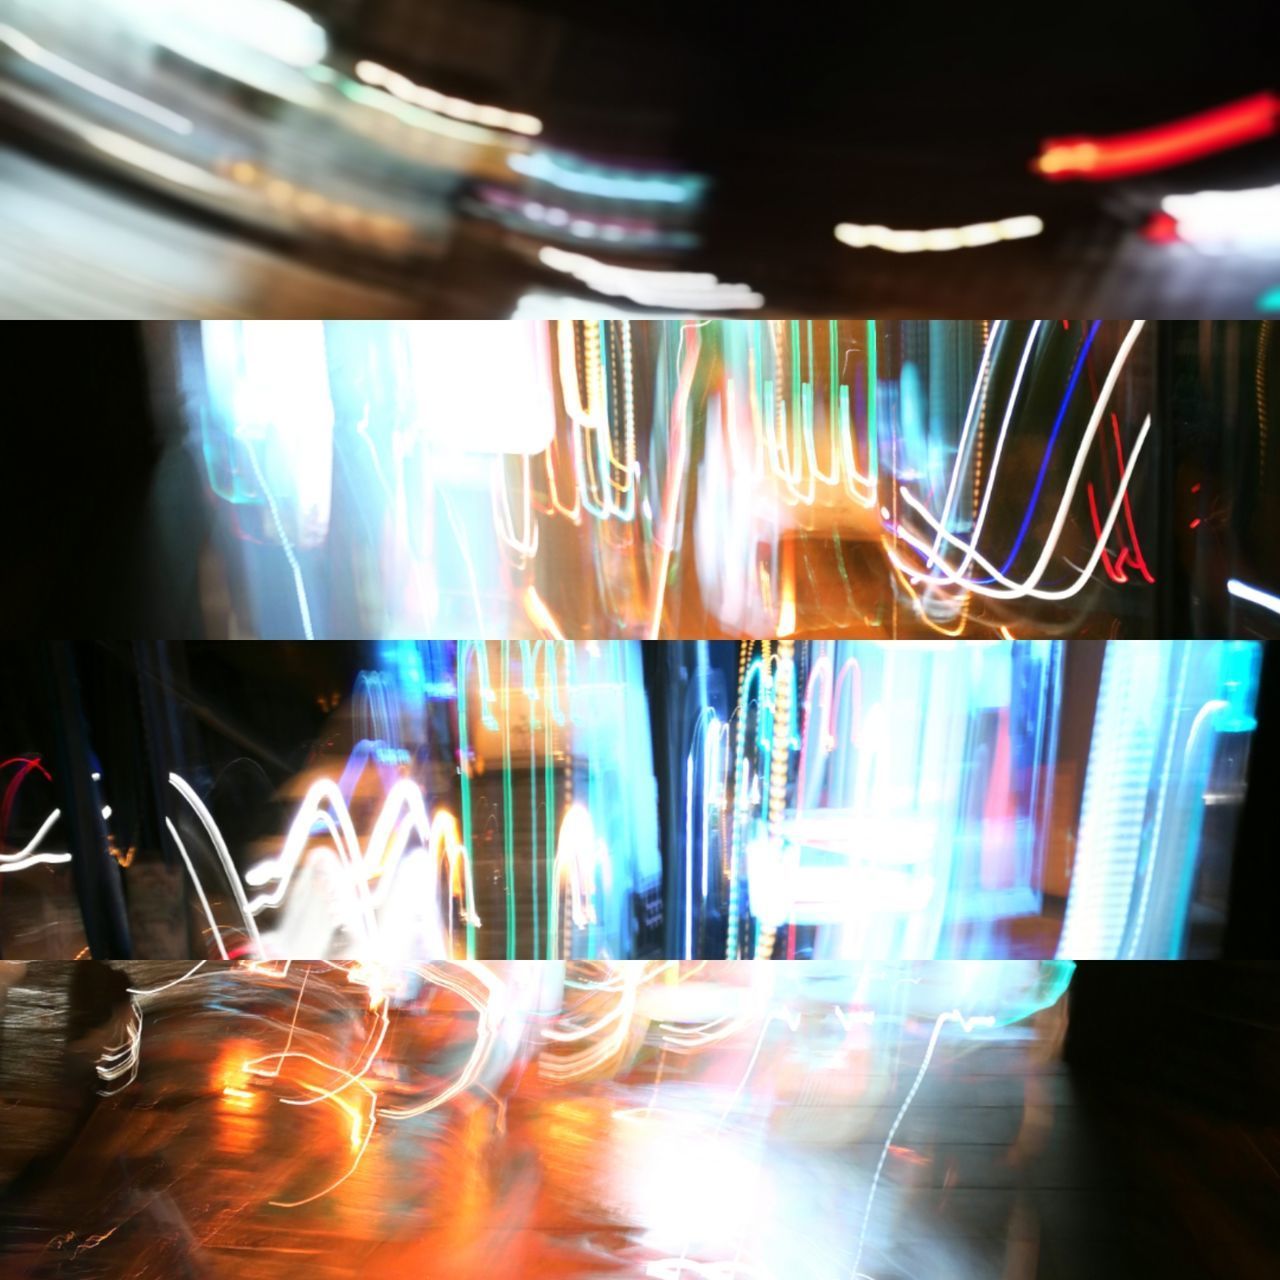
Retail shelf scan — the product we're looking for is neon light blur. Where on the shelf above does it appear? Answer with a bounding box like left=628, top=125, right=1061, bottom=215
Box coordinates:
left=1034, top=92, right=1280, bottom=180
left=174, top=319, right=1172, bottom=640
left=0, top=642, right=1259, bottom=961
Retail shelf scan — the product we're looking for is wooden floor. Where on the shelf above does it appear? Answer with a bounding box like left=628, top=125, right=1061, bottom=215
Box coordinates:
left=0, top=964, right=1277, bottom=1278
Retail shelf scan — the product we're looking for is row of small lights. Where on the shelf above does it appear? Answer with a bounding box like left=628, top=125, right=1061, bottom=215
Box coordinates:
left=354, top=59, right=542, bottom=137
left=221, top=159, right=413, bottom=250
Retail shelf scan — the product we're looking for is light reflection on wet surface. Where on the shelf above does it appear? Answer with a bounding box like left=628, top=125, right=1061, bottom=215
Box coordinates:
left=3, top=960, right=1269, bottom=1279
left=0, top=961, right=1093, bottom=1279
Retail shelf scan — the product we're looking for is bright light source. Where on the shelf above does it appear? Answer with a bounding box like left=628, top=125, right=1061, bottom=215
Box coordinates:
left=0, top=24, right=194, bottom=134
left=538, top=246, right=764, bottom=310
left=400, top=321, right=558, bottom=454
left=508, top=152, right=697, bottom=203
left=355, top=60, right=541, bottom=137
left=1159, top=184, right=1280, bottom=251
left=834, top=215, right=1043, bottom=253
left=1227, top=578, right=1280, bottom=616
left=108, top=0, right=327, bottom=68
left=1033, top=92, right=1280, bottom=180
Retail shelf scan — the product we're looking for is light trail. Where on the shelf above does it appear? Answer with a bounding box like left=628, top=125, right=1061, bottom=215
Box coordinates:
left=1228, top=577, right=1280, bottom=616
left=183, top=318, right=1180, bottom=639
left=1034, top=92, right=1280, bottom=180
left=850, top=1010, right=996, bottom=1280
left=834, top=215, right=1042, bottom=253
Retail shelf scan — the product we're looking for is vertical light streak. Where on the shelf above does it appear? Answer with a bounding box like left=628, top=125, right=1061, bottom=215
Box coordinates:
left=648, top=322, right=704, bottom=638
left=925, top=320, right=1004, bottom=572
left=850, top=1010, right=995, bottom=1280
left=894, top=401, right=1151, bottom=601
left=685, top=748, right=695, bottom=961
left=165, top=817, right=230, bottom=960
left=949, top=321, right=1044, bottom=583
left=1124, top=694, right=1227, bottom=958
left=501, top=640, right=517, bottom=959
left=169, top=772, right=264, bottom=956
left=998, top=320, right=1101, bottom=576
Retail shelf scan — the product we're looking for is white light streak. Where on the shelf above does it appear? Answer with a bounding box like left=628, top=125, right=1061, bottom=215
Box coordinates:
left=1161, top=184, right=1280, bottom=251
left=835, top=215, right=1043, bottom=253
left=538, top=247, right=764, bottom=311
left=1228, top=578, right=1280, bottom=615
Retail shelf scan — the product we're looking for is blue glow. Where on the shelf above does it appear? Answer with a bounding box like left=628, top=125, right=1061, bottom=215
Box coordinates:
left=998, top=319, right=1100, bottom=575
left=508, top=151, right=700, bottom=203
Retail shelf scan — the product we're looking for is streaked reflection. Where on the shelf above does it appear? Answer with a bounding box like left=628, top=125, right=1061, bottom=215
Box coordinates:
left=0, top=640, right=1262, bottom=960
left=0, top=959, right=1074, bottom=1279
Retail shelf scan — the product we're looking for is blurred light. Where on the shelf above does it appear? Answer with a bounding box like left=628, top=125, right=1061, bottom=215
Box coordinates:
left=1257, top=285, right=1280, bottom=312
left=1034, top=92, right=1280, bottom=180
left=0, top=808, right=71, bottom=873
left=1056, top=641, right=1259, bottom=959
left=109, top=0, right=327, bottom=68
left=160, top=319, right=1177, bottom=638
left=354, top=60, right=541, bottom=137
left=1227, top=578, right=1280, bottom=615
left=834, top=215, right=1043, bottom=253
left=508, top=152, right=699, bottom=203
left=478, top=186, right=696, bottom=249
left=682, top=638, right=1259, bottom=960
left=510, top=292, right=649, bottom=318
left=81, top=124, right=233, bottom=195
left=537, top=247, right=764, bottom=310
left=400, top=321, right=558, bottom=453
left=161, top=643, right=661, bottom=962
left=1157, top=184, right=1280, bottom=251
left=0, top=24, right=193, bottom=134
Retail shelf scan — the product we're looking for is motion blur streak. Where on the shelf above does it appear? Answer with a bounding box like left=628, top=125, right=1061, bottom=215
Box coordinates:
left=151, top=317, right=1252, bottom=640
left=0, top=958, right=1075, bottom=1278
left=0, top=24, right=192, bottom=133
left=676, top=639, right=1258, bottom=961
left=1034, top=91, right=1280, bottom=179
left=1159, top=184, right=1280, bottom=251
left=537, top=249, right=765, bottom=309
left=1227, top=578, right=1280, bottom=616
left=834, top=216, right=1043, bottom=254
left=0, top=640, right=1259, bottom=961
left=354, top=59, right=542, bottom=137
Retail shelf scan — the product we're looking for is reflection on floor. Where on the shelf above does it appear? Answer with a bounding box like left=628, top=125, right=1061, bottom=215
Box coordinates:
left=0, top=962, right=1276, bottom=1279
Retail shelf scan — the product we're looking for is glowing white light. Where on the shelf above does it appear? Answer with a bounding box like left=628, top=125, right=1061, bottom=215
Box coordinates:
left=0, top=809, right=71, bottom=872
left=354, top=60, right=541, bottom=136
left=107, top=0, right=327, bottom=68
left=81, top=124, right=233, bottom=195
left=538, top=246, right=764, bottom=311
left=0, top=25, right=194, bottom=134
left=834, top=215, right=1044, bottom=253
left=1057, top=643, right=1173, bottom=959
left=1161, top=185, right=1280, bottom=251
left=0, top=850, right=72, bottom=872
left=1228, top=578, right=1280, bottom=615
left=201, top=319, right=334, bottom=540
left=401, top=321, right=558, bottom=454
